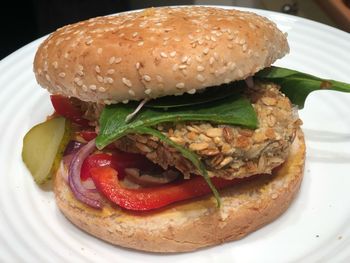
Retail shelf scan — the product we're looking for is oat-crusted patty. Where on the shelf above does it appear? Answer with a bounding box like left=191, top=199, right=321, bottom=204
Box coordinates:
left=113, top=83, right=301, bottom=180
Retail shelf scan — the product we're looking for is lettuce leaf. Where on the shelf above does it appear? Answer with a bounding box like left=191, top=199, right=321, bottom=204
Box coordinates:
left=256, top=66, right=350, bottom=108
left=96, top=92, right=257, bottom=149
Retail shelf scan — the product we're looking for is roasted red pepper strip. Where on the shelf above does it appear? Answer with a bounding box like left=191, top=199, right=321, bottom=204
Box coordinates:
left=80, top=130, right=97, bottom=141
left=50, top=95, right=89, bottom=126
left=81, top=153, right=116, bottom=181
left=90, top=167, right=238, bottom=211
left=81, top=152, right=160, bottom=181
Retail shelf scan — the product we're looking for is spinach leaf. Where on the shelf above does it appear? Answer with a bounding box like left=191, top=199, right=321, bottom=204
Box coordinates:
left=96, top=93, right=257, bottom=149
left=135, top=126, right=221, bottom=206
left=256, top=66, right=350, bottom=108
left=146, top=81, right=245, bottom=109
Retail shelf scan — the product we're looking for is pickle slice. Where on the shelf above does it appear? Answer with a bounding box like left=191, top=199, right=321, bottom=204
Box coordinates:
left=22, top=117, right=71, bottom=184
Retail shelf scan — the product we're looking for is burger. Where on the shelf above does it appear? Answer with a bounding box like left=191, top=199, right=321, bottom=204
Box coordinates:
left=23, top=6, right=348, bottom=252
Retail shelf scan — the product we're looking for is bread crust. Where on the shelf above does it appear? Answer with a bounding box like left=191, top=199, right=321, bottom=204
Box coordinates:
left=54, top=129, right=305, bottom=252
left=34, top=6, right=289, bottom=104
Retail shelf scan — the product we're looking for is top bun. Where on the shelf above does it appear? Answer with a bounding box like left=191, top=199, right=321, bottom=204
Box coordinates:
left=34, top=6, right=289, bottom=104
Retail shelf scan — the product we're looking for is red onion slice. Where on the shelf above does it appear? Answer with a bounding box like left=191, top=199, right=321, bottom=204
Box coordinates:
left=64, top=140, right=84, bottom=156
left=68, top=139, right=102, bottom=208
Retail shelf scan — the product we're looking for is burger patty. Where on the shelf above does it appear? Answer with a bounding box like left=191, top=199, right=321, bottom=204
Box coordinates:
left=112, top=83, right=302, bottom=180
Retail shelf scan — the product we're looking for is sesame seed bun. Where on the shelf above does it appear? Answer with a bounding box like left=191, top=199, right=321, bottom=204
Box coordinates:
left=54, top=129, right=305, bottom=252
left=34, top=6, right=289, bottom=104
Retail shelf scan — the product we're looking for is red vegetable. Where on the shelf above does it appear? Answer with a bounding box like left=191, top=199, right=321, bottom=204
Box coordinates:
left=80, top=130, right=97, bottom=141
left=90, top=167, right=238, bottom=211
left=68, top=139, right=102, bottom=209
left=81, top=151, right=160, bottom=181
left=50, top=95, right=89, bottom=126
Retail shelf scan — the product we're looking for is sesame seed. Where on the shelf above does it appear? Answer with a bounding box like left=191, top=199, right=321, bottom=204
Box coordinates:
left=209, top=57, right=215, bottom=65
left=138, top=41, right=144, bottom=46
left=174, top=37, right=181, bottom=42
left=227, top=43, right=233, bottom=49
left=78, top=64, right=84, bottom=71
left=98, top=86, right=106, bottom=92
left=197, top=65, right=205, bottom=72
left=64, top=53, right=69, bottom=59
left=239, top=39, right=246, bottom=45
left=59, top=72, right=66, bottom=78
left=143, top=75, right=151, bottom=81
left=228, top=62, right=237, bottom=70
left=203, top=47, right=209, bottom=55
left=187, top=88, right=196, bottom=94
left=107, top=69, right=115, bottom=75
left=74, top=77, right=80, bottom=83
left=77, top=80, right=83, bottom=86
left=52, top=61, right=58, bottom=69
left=109, top=56, right=116, bottom=64
left=122, top=99, right=129, bottom=104
left=176, top=82, right=185, bottom=89
left=122, top=77, right=132, bottom=87
left=85, top=39, right=93, bottom=45
left=132, top=32, right=138, bottom=37
left=128, top=89, right=135, bottom=96
left=97, top=48, right=103, bottom=54
left=89, top=84, right=97, bottom=90
left=106, top=77, right=114, bottom=84
left=237, top=69, right=244, bottom=78
left=145, top=88, right=152, bottom=94
left=210, top=36, right=217, bottom=42
left=156, top=75, right=163, bottom=82
left=179, top=65, right=187, bottom=69
left=135, top=62, right=140, bottom=70
left=196, top=74, right=205, bottom=82
left=45, top=74, right=51, bottom=81
left=115, top=57, right=122, bottom=64
left=95, top=65, right=101, bottom=73
left=213, top=52, right=219, bottom=60
left=172, top=64, right=178, bottom=71
left=170, top=51, right=176, bottom=57
left=181, top=56, right=188, bottom=63
left=242, top=44, right=247, bottom=52
left=227, top=35, right=234, bottom=40
left=186, top=57, right=192, bottom=65
left=77, top=71, right=84, bottom=76
left=160, top=52, right=168, bottom=58
left=97, top=75, right=103, bottom=82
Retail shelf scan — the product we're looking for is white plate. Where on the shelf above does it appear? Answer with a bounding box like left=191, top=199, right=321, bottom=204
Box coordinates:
left=1, top=6, right=350, bottom=263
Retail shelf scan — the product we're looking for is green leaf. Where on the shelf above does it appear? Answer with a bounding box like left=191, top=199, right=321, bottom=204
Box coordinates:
left=134, top=126, right=221, bottom=207
left=146, top=81, right=245, bottom=109
left=96, top=93, right=257, bottom=149
left=256, top=66, right=350, bottom=108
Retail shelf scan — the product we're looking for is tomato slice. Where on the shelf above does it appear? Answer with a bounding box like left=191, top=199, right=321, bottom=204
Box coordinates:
left=50, top=95, right=89, bottom=126
left=90, top=167, right=239, bottom=211
left=80, top=151, right=160, bottom=181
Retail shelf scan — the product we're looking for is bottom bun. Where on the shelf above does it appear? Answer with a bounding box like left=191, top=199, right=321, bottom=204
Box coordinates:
left=54, top=129, right=305, bottom=253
